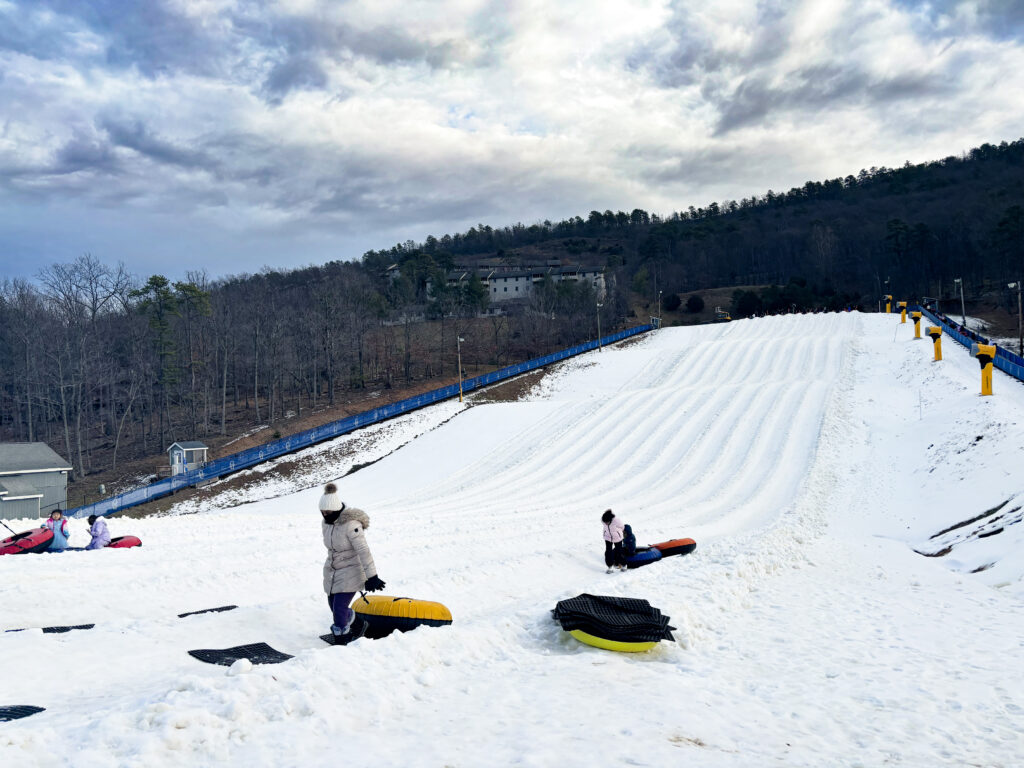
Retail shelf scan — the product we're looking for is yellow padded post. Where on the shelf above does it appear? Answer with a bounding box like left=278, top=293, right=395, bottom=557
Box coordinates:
left=926, top=326, right=942, bottom=361
left=898, top=301, right=907, bottom=323
left=971, top=343, right=996, bottom=396
left=884, top=294, right=892, bottom=313
left=911, top=311, right=922, bottom=339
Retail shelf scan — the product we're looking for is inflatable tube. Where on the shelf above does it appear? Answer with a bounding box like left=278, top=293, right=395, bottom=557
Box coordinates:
left=352, top=595, right=452, bottom=639
left=108, top=536, right=142, bottom=549
left=624, top=548, right=662, bottom=569
left=569, top=629, right=658, bottom=653
left=0, top=528, right=54, bottom=556
left=651, top=538, right=697, bottom=557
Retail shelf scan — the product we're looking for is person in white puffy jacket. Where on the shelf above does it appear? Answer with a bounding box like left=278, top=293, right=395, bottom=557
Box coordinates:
left=320, top=483, right=386, bottom=644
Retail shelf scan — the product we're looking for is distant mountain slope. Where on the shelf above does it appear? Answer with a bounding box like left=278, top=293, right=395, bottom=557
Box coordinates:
left=364, top=137, right=1024, bottom=303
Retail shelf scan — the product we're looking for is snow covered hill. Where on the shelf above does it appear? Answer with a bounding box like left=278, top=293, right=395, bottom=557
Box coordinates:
left=2, top=313, right=1023, bottom=767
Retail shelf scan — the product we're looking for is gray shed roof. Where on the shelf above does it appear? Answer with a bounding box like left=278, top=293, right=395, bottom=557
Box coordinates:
left=168, top=441, right=209, bottom=451
left=0, top=477, right=44, bottom=500
left=0, top=443, right=72, bottom=475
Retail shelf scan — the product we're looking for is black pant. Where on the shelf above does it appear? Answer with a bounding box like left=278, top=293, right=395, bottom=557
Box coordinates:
left=604, top=540, right=623, bottom=567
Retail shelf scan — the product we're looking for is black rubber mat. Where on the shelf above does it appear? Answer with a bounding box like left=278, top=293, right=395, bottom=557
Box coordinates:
left=5, top=624, right=95, bottom=634
left=552, top=594, right=675, bottom=643
left=43, top=624, right=96, bottom=634
left=178, top=605, right=238, bottom=618
left=187, top=642, right=293, bottom=666
left=0, top=705, right=45, bottom=722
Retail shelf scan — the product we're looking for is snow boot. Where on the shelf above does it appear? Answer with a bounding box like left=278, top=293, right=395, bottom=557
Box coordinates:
left=331, top=615, right=367, bottom=646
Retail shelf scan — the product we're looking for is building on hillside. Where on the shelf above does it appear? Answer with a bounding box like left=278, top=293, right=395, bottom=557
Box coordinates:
left=167, top=441, right=209, bottom=476
left=446, top=263, right=607, bottom=305
left=0, top=442, right=72, bottom=520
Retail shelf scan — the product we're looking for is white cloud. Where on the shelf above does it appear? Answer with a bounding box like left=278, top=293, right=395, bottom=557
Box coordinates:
left=0, top=0, right=1022, bottom=279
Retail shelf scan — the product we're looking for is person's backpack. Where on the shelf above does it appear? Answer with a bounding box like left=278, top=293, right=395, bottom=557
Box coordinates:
left=622, top=524, right=637, bottom=557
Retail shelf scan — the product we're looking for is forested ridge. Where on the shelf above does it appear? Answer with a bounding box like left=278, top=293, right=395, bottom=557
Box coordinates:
left=367, top=137, right=1024, bottom=304
left=2, top=136, right=1023, bottom=492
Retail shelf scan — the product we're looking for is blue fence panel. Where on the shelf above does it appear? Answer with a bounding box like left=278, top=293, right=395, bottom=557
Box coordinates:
left=917, top=306, right=1024, bottom=385
left=68, top=324, right=653, bottom=518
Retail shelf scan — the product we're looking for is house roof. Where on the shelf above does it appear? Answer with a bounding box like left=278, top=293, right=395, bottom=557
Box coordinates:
left=0, top=443, right=72, bottom=475
left=447, top=264, right=605, bottom=281
left=0, top=477, right=44, bottom=500
left=168, top=441, right=209, bottom=452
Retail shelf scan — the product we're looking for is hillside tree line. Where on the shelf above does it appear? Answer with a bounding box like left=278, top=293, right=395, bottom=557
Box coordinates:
left=0, top=254, right=610, bottom=482
left=3, top=136, right=1024, bottom=482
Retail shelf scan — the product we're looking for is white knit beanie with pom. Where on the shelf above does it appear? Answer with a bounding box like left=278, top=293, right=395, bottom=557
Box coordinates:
left=318, top=483, right=343, bottom=512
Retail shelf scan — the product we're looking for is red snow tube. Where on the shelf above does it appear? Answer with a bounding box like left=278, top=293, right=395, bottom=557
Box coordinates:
left=108, top=535, right=142, bottom=549
left=651, top=538, right=697, bottom=557
left=0, top=528, right=54, bottom=556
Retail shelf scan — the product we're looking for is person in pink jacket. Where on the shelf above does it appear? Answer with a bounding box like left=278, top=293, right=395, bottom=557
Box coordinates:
left=601, top=509, right=626, bottom=573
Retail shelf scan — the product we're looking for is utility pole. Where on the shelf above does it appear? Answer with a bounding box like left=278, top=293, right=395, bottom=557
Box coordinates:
left=1010, top=281, right=1022, bottom=357
left=457, top=336, right=465, bottom=402
left=954, top=277, right=966, bottom=328
left=596, top=302, right=603, bottom=351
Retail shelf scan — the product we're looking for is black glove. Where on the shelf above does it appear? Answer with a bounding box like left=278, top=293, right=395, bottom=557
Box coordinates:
left=364, top=575, right=386, bottom=592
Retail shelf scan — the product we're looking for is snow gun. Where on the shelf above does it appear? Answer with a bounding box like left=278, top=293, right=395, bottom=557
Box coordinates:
left=971, top=343, right=996, bottom=396
left=897, top=301, right=908, bottom=323
left=926, top=326, right=942, bottom=361
left=911, top=311, right=922, bottom=339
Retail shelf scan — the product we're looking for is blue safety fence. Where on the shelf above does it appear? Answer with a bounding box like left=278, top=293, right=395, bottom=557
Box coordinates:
left=916, top=306, right=1024, bottom=383
left=68, top=325, right=654, bottom=519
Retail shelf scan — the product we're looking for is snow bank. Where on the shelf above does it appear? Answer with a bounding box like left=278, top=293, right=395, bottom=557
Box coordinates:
left=2, top=312, right=1023, bottom=767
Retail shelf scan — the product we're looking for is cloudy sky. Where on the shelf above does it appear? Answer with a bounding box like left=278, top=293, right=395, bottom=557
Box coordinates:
left=1, top=0, right=1023, bottom=282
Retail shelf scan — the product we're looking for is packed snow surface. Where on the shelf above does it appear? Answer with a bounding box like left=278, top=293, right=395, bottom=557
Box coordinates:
left=3, top=313, right=1024, bottom=767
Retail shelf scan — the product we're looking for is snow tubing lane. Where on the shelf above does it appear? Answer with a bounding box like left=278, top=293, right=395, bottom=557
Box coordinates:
left=108, top=536, right=141, bottom=549
left=624, top=548, right=662, bottom=569
left=651, top=538, right=697, bottom=557
left=0, top=528, right=54, bottom=555
left=569, top=629, right=658, bottom=653
left=353, top=595, right=452, bottom=638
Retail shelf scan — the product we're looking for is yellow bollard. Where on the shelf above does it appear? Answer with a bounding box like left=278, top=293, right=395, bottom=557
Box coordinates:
left=971, top=343, right=996, bottom=396
left=898, top=301, right=907, bottom=323
left=884, top=294, right=892, bottom=313
left=926, top=326, right=942, bottom=361
left=911, top=311, right=922, bottom=339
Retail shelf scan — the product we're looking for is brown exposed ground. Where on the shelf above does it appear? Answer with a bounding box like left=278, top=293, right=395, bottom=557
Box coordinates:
left=97, top=355, right=574, bottom=518
left=67, top=372, right=473, bottom=509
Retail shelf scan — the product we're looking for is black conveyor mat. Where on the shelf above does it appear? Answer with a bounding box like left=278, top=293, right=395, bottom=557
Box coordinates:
left=188, top=642, right=293, bottom=666
left=178, top=605, right=238, bottom=618
left=0, top=705, right=45, bottom=722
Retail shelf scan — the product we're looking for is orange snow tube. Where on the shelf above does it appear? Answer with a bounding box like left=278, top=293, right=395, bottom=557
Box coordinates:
left=650, top=538, right=696, bottom=557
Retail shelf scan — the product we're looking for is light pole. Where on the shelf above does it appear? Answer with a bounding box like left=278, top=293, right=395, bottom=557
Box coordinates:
left=953, top=277, right=966, bottom=328
left=457, top=336, right=465, bottom=402
left=596, top=302, right=603, bottom=351
left=657, top=290, right=662, bottom=324
left=1010, top=281, right=1023, bottom=357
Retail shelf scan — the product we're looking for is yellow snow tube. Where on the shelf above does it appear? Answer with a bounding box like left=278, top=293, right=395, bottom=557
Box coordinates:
left=353, top=595, right=452, bottom=637
left=569, top=629, right=658, bottom=653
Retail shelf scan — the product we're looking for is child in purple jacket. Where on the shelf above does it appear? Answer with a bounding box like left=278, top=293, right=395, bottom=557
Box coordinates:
left=86, top=515, right=111, bottom=550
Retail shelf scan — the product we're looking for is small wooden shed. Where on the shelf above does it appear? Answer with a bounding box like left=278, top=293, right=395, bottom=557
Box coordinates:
left=167, top=441, right=209, bottom=476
